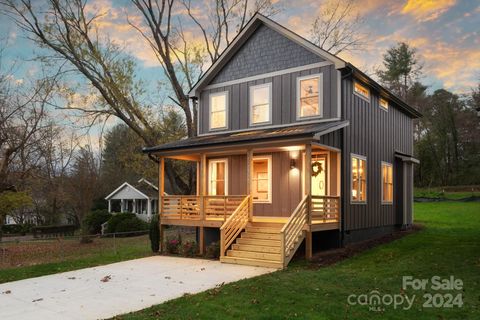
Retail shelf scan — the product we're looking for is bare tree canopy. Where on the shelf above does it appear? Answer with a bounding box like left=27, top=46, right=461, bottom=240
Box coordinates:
left=309, top=0, right=366, bottom=55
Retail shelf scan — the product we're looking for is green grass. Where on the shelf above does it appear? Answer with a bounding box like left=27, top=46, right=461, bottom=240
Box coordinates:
left=0, top=235, right=152, bottom=283
left=117, top=202, right=480, bottom=320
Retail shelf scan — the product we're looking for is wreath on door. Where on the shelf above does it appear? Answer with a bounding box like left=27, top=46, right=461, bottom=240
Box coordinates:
left=311, top=161, right=323, bottom=177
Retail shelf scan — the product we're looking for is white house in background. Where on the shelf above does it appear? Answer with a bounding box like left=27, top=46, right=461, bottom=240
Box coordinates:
left=105, top=178, right=160, bottom=221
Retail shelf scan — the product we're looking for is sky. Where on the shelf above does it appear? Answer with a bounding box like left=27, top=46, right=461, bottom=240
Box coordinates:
left=0, top=0, right=479, bottom=147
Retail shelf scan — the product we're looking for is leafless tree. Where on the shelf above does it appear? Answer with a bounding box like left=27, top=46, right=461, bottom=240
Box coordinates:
left=308, top=0, right=366, bottom=55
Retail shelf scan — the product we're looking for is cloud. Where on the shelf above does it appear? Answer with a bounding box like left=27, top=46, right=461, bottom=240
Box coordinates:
left=400, top=0, right=456, bottom=22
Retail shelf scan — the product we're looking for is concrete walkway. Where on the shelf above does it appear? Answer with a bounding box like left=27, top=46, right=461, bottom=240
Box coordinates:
left=0, top=256, right=275, bottom=320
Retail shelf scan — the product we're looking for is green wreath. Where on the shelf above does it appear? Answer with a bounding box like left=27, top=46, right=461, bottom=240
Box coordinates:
left=311, top=161, right=323, bottom=177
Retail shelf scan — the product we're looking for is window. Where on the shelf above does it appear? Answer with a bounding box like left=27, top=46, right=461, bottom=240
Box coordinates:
left=251, top=156, right=272, bottom=203
left=351, top=155, right=367, bottom=203
left=382, top=162, right=393, bottom=203
left=379, top=97, right=389, bottom=111
left=249, top=83, right=271, bottom=125
left=208, top=159, right=228, bottom=195
left=354, top=81, right=370, bottom=100
left=209, top=92, right=227, bottom=130
left=297, top=74, right=322, bottom=118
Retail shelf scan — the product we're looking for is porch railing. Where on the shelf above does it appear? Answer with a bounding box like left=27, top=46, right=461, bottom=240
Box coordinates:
left=311, top=195, right=340, bottom=223
left=281, top=195, right=308, bottom=266
left=219, top=195, right=251, bottom=257
left=160, top=195, right=246, bottom=221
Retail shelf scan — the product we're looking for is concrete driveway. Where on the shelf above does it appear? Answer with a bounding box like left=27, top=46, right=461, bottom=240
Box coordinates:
left=0, top=256, right=275, bottom=320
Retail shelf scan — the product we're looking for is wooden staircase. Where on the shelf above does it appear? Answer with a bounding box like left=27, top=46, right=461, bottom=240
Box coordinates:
left=220, top=222, right=285, bottom=268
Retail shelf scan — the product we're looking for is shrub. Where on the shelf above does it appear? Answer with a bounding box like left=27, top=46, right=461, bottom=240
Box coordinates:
left=149, top=214, right=160, bottom=252
left=106, top=213, right=148, bottom=235
left=83, top=209, right=111, bottom=234
left=205, top=241, right=220, bottom=259
left=166, top=234, right=182, bottom=254
left=181, top=240, right=198, bottom=257
left=1, top=224, right=24, bottom=234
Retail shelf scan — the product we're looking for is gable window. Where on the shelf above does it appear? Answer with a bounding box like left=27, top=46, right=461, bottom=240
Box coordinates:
left=209, top=92, right=228, bottom=130
left=382, top=162, right=393, bottom=203
left=351, top=155, right=367, bottom=203
left=249, top=83, right=271, bottom=125
left=297, top=74, right=323, bottom=118
left=251, top=156, right=272, bottom=203
left=379, top=97, right=389, bottom=111
left=354, top=81, right=370, bottom=101
left=208, top=159, right=228, bottom=195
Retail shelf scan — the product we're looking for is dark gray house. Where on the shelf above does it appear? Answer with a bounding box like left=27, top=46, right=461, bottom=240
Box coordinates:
left=144, top=14, right=420, bottom=268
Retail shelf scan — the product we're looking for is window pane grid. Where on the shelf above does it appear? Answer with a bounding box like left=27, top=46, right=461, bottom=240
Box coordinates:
left=250, top=85, right=270, bottom=124
left=299, top=77, right=320, bottom=117
left=351, top=156, right=366, bottom=202
left=382, top=163, right=393, bottom=203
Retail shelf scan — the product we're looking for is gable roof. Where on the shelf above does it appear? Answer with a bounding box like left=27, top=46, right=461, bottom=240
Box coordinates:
left=188, top=13, right=346, bottom=98
left=105, top=179, right=159, bottom=200
left=188, top=13, right=421, bottom=119
left=143, top=120, right=349, bottom=154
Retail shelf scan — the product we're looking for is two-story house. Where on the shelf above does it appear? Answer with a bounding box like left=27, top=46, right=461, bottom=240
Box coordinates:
left=143, top=14, right=421, bottom=269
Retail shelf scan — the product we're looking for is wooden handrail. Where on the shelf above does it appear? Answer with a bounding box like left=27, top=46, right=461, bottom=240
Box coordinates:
left=220, top=195, right=251, bottom=257
left=281, top=195, right=309, bottom=266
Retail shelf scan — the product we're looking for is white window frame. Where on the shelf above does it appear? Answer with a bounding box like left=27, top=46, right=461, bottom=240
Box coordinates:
left=251, top=155, right=272, bottom=203
left=381, top=161, right=393, bottom=204
left=353, top=81, right=370, bottom=102
left=209, top=91, right=228, bottom=131
left=379, top=97, right=389, bottom=111
left=350, top=153, right=367, bottom=204
left=249, top=83, right=272, bottom=126
left=208, top=158, right=228, bottom=195
left=296, top=73, right=323, bottom=120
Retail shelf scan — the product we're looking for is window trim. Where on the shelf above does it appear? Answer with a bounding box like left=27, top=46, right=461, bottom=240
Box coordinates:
left=353, top=81, right=370, bottom=103
left=296, top=73, right=323, bottom=120
left=379, top=97, right=389, bottom=112
left=208, top=158, right=228, bottom=196
left=251, top=155, right=272, bottom=204
left=350, top=153, right=367, bottom=204
left=381, top=161, right=393, bottom=204
left=249, top=83, right=272, bottom=126
left=209, top=91, right=228, bottom=131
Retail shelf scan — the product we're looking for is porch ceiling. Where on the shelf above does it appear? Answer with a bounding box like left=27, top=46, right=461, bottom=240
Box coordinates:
left=143, top=120, right=349, bottom=155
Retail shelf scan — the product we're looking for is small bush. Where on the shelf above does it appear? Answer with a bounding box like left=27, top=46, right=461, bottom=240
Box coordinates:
left=181, top=240, right=198, bottom=257
left=149, top=214, right=160, bottom=252
left=83, top=209, right=111, bottom=234
left=106, top=213, right=148, bottom=235
left=166, top=234, right=182, bottom=254
left=205, top=241, right=220, bottom=259
left=1, top=224, right=24, bottom=234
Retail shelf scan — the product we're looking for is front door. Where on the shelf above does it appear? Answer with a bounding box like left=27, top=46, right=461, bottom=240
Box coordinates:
left=311, top=153, right=328, bottom=196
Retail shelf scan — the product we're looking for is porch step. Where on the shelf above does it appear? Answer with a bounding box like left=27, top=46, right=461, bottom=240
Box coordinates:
left=232, top=243, right=282, bottom=254
left=236, top=238, right=281, bottom=247
left=245, top=226, right=282, bottom=234
left=220, top=256, right=283, bottom=269
left=241, top=232, right=282, bottom=240
left=227, top=249, right=282, bottom=261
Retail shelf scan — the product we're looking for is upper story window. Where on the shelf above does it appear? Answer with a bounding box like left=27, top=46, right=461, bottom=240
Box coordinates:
left=209, top=92, right=228, bottom=130
left=354, top=81, right=370, bottom=101
left=379, top=97, right=389, bottom=111
left=249, top=83, right=271, bottom=125
left=297, top=74, right=322, bottom=118
left=251, top=156, right=272, bottom=203
left=382, top=162, right=393, bottom=204
left=351, top=154, right=367, bottom=203
left=208, top=159, right=228, bottom=195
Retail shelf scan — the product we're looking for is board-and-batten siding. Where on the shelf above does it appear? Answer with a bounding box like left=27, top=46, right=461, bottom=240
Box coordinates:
left=341, top=77, right=413, bottom=231
left=199, top=64, right=339, bottom=135
left=208, top=152, right=303, bottom=217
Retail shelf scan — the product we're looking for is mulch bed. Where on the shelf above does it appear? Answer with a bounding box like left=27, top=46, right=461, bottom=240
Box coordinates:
left=308, top=224, right=423, bottom=269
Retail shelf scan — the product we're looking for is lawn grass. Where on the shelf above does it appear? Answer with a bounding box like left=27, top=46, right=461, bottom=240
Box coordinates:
left=0, top=235, right=152, bottom=284
left=117, top=202, right=480, bottom=319
left=414, top=187, right=480, bottom=200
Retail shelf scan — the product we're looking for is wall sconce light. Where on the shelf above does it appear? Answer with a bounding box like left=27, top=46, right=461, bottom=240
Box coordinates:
left=290, top=159, right=296, bottom=169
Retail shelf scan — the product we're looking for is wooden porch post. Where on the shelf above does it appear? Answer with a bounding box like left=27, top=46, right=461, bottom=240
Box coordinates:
left=305, top=144, right=313, bottom=260
left=108, top=200, right=111, bottom=213
left=199, top=153, right=207, bottom=255
left=159, top=157, right=165, bottom=253
left=246, top=149, right=253, bottom=220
